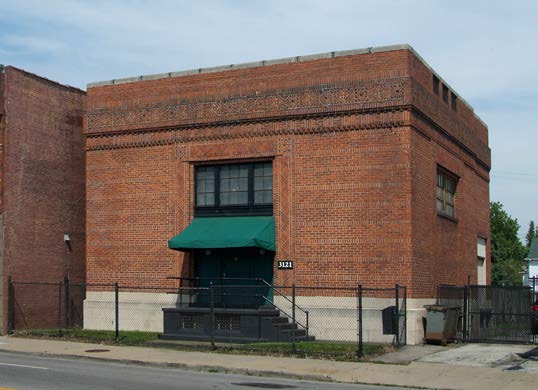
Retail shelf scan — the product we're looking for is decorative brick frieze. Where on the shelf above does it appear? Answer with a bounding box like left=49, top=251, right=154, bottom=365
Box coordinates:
left=174, top=145, right=189, bottom=161
left=274, top=152, right=293, bottom=277
left=189, top=139, right=275, bottom=162
left=86, top=79, right=407, bottom=134
left=86, top=110, right=408, bottom=151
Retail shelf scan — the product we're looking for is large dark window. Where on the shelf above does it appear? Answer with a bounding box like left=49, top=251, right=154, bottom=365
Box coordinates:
left=195, top=162, right=272, bottom=216
left=436, top=168, right=457, bottom=218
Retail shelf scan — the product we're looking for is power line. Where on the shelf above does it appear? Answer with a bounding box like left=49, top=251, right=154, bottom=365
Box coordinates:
left=492, top=171, right=538, bottom=177
left=491, top=171, right=538, bottom=182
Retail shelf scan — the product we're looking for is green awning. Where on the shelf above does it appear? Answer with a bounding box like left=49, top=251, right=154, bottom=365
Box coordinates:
left=168, top=216, right=275, bottom=252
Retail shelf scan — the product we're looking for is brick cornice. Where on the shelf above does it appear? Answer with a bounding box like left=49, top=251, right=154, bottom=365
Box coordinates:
left=85, top=108, right=409, bottom=151
left=410, top=107, right=491, bottom=172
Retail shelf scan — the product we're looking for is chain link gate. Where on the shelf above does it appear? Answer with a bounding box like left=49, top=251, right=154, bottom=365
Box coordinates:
left=8, top=277, right=86, bottom=333
left=438, top=284, right=536, bottom=344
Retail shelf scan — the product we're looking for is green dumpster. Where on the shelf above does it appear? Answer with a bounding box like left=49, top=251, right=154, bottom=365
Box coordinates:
left=423, top=305, right=460, bottom=345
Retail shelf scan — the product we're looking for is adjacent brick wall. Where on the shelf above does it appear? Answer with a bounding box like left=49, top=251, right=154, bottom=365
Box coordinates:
left=0, top=67, right=86, bottom=333
left=85, top=47, right=490, bottom=298
left=0, top=70, right=5, bottom=332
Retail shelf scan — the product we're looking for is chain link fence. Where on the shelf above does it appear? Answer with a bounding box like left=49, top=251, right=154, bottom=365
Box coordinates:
left=8, top=278, right=406, bottom=358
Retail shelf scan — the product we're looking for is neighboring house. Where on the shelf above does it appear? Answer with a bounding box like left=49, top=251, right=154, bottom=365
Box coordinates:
left=83, top=44, right=490, bottom=344
left=523, top=229, right=538, bottom=295
left=0, top=67, right=86, bottom=334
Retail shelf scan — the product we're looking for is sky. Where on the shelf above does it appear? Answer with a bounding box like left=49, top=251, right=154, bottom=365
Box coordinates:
left=0, top=0, right=537, bottom=239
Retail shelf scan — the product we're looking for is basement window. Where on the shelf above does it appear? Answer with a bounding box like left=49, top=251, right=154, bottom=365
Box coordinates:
left=181, top=313, right=204, bottom=329
left=436, top=168, right=458, bottom=218
left=216, top=314, right=241, bottom=331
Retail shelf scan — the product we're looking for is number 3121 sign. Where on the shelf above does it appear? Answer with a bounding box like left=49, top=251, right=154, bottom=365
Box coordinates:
left=277, top=261, right=293, bottom=269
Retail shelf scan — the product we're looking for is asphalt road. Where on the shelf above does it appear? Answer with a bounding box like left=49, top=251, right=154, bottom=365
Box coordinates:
left=0, top=351, right=415, bottom=390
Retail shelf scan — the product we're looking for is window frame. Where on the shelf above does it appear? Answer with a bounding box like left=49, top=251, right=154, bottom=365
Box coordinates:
left=194, top=161, right=273, bottom=217
left=436, top=168, right=458, bottom=219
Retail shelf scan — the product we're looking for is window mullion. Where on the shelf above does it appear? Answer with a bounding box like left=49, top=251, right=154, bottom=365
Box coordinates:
left=215, top=166, right=221, bottom=208
left=442, top=176, right=447, bottom=212
left=248, top=164, right=254, bottom=206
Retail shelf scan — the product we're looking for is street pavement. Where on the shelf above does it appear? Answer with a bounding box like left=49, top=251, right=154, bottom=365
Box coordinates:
left=0, top=336, right=537, bottom=389
left=0, top=351, right=405, bottom=390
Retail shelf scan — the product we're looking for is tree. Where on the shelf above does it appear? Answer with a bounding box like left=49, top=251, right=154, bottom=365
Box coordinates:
left=525, top=220, right=535, bottom=249
left=490, top=202, right=526, bottom=286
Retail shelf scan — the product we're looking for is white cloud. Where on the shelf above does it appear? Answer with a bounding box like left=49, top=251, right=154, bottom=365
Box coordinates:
left=3, top=35, right=68, bottom=54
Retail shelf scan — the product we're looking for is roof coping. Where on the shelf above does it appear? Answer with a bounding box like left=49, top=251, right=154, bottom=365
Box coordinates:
left=87, top=44, right=411, bottom=88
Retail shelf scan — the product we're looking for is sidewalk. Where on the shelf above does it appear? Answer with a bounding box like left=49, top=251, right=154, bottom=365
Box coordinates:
left=0, top=336, right=536, bottom=390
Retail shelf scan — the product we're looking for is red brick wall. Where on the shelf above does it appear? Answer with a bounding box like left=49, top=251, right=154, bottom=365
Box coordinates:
left=0, top=67, right=86, bottom=332
left=85, top=47, right=490, bottom=297
left=86, top=144, right=180, bottom=287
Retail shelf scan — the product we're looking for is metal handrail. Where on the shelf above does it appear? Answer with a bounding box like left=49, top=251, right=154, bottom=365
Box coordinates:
left=209, top=283, right=309, bottom=333
left=171, top=276, right=310, bottom=334
left=259, top=294, right=309, bottom=333
left=259, top=279, right=309, bottom=314
left=168, top=276, right=269, bottom=288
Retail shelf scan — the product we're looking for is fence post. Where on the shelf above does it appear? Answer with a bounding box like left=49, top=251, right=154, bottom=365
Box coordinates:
left=64, top=275, right=70, bottom=328
left=114, top=282, right=119, bottom=342
left=463, top=284, right=468, bottom=342
left=209, top=282, right=215, bottom=350
left=291, top=284, right=296, bottom=353
left=357, top=284, right=364, bottom=358
left=531, top=276, right=538, bottom=343
left=179, top=278, right=183, bottom=307
left=7, top=275, right=13, bottom=334
left=395, top=284, right=400, bottom=347
left=306, top=311, right=309, bottom=337
left=58, top=281, right=63, bottom=334
left=402, top=286, right=407, bottom=346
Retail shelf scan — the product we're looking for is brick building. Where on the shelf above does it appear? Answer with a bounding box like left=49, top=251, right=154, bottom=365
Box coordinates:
left=0, top=67, right=86, bottom=333
left=84, top=45, right=490, bottom=343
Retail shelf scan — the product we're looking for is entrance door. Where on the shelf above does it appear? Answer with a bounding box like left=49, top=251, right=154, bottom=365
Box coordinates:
left=194, top=248, right=273, bottom=307
left=194, top=251, right=221, bottom=306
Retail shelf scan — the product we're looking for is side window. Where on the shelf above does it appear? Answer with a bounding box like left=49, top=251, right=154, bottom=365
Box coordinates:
left=436, top=168, right=457, bottom=218
left=196, top=166, right=215, bottom=207
left=253, top=162, right=272, bottom=205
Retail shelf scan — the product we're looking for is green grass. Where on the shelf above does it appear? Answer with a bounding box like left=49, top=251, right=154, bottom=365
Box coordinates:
left=11, top=329, right=159, bottom=345
left=222, top=340, right=386, bottom=360
left=11, top=329, right=388, bottom=361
